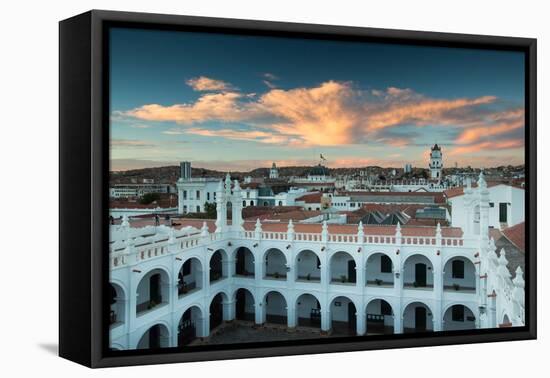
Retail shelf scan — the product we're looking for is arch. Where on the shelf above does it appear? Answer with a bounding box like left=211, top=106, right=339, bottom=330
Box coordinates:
left=295, top=249, right=321, bottom=282
left=178, top=305, right=202, bottom=347
left=136, top=323, right=170, bottom=350
left=402, top=254, right=434, bottom=289
left=234, top=247, right=255, bottom=277
left=178, top=257, right=203, bottom=296
left=330, top=251, right=357, bottom=285
left=109, top=282, right=126, bottom=327
left=209, top=249, right=228, bottom=283
left=366, top=252, right=395, bottom=287
left=365, top=298, right=394, bottom=334
left=136, top=268, right=170, bottom=315
left=233, top=287, right=255, bottom=321
left=402, top=301, right=434, bottom=333
left=209, top=292, right=229, bottom=332
left=295, top=293, right=321, bottom=328
left=263, top=290, right=288, bottom=325
left=443, top=304, right=476, bottom=331
left=443, top=256, right=476, bottom=293
left=330, top=296, right=357, bottom=335
left=263, top=248, right=287, bottom=280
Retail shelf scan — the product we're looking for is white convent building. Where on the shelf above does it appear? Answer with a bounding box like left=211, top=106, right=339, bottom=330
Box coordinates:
left=109, top=173, right=525, bottom=350
left=429, top=144, right=443, bottom=180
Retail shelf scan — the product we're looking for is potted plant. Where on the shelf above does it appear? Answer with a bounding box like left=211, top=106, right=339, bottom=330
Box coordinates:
left=453, top=283, right=460, bottom=291
left=375, top=278, right=383, bottom=286
left=274, top=272, right=280, bottom=279
left=306, top=273, right=311, bottom=281
left=340, top=275, right=347, bottom=283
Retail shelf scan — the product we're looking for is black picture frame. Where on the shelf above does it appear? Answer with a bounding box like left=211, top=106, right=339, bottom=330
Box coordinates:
left=59, top=9, right=537, bottom=368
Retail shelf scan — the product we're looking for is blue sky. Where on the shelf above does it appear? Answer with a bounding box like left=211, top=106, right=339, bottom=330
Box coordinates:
left=109, top=27, right=525, bottom=171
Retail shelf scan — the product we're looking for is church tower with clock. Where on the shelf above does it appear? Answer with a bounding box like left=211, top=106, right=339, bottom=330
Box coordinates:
left=429, top=144, right=443, bottom=180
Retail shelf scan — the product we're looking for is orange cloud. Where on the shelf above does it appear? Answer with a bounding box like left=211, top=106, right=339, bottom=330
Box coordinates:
left=186, top=76, right=234, bottom=91
left=449, top=139, right=524, bottom=155
left=120, top=79, right=523, bottom=154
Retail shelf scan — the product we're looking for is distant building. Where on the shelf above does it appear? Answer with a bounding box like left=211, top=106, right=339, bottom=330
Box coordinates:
left=109, top=183, right=173, bottom=199
left=269, top=162, right=279, bottom=179
left=176, top=162, right=220, bottom=214
left=404, top=163, right=413, bottom=174
left=444, top=175, right=525, bottom=231
left=429, top=144, right=443, bottom=180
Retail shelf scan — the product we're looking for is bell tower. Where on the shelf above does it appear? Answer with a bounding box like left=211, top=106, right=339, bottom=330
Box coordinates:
left=429, top=144, right=443, bottom=181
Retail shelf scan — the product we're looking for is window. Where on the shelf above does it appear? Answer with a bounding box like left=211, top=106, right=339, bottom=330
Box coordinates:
left=183, top=190, right=187, bottom=200
left=381, top=255, right=392, bottom=273
left=499, top=202, right=508, bottom=223
left=452, top=260, right=465, bottom=279
left=196, top=190, right=200, bottom=200
left=207, top=192, right=210, bottom=201
left=213, top=192, right=216, bottom=200
left=250, top=200, right=254, bottom=206
left=278, top=201, right=283, bottom=206
left=489, top=202, right=494, bottom=208
left=242, top=200, right=246, bottom=207
left=452, top=305, right=464, bottom=322
left=381, top=301, right=392, bottom=316
left=196, top=206, right=200, bottom=212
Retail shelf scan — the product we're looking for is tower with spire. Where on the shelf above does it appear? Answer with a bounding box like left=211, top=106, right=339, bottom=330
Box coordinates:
left=269, top=162, right=279, bottom=179
left=429, top=144, right=443, bottom=181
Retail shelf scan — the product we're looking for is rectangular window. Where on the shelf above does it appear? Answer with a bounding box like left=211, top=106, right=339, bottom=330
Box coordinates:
left=380, top=255, right=392, bottom=273
left=499, top=202, right=508, bottom=223
left=452, top=260, right=465, bottom=279
left=183, top=190, right=187, bottom=200
left=207, top=192, right=210, bottom=201
left=452, top=305, right=465, bottom=322
left=196, top=190, right=201, bottom=200
left=489, top=202, right=494, bottom=208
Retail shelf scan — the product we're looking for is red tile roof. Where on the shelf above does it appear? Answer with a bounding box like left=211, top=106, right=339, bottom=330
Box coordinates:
left=502, top=222, right=525, bottom=253
left=444, top=182, right=524, bottom=199
left=296, top=192, right=322, bottom=203
left=122, top=218, right=462, bottom=238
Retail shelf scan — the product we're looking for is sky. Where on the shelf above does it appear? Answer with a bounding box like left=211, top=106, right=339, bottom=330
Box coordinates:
left=109, top=27, right=526, bottom=172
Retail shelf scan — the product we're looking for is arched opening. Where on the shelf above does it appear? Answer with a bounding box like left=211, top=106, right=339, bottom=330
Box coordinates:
left=109, top=283, right=125, bottom=327
left=500, top=314, right=513, bottom=327
left=264, top=291, right=287, bottom=325
left=209, top=292, right=227, bottom=332
left=178, top=306, right=201, bottom=347
left=137, top=324, right=170, bottom=349
left=366, top=299, right=394, bottom=334
left=178, top=258, right=202, bottom=297
left=136, top=269, right=169, bottom=315
left=264, top=248, right=287, bottom=280
left=330, top=252, right=356, bottom=285
left=234, top=288, right=255, bottom=321
left=443, top=305, right=476, bottom=331
left=210, top=249, right=228, bottom=283
left=296, top=293, right=321, bottom=329
left=366, top=253, right=394, bottom=287
left=403, top=302, right=433, bottom=333
left=234, top=247, right=254, bottom=277
left=242, top=200, right=246, bottom=207
left=403, top=255, right=434, bottom=289
left=295, top=250, right=321, bottom=282
left=330, top=296, right=356, bottom=335
left=278, top=201, right=283, bottom=206
left=444, top=257, right=476, bottom=292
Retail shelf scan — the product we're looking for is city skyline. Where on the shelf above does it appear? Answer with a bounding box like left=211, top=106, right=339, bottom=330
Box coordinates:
left=110, top=27, right=526, bottom=172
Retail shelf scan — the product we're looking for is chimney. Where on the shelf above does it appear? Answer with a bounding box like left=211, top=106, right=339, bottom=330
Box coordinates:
left=180, top=161, right=191, bottom=180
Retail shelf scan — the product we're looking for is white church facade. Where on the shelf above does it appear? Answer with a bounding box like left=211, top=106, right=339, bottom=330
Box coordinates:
left=109, top=173, right=525, bottom=350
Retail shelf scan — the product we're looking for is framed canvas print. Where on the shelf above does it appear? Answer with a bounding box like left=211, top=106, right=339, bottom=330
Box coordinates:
left=59, top=10, right=536, bottom=368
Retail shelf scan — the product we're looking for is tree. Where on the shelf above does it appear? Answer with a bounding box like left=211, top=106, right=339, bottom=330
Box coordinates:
left=139, top=192, right=160, bottom=205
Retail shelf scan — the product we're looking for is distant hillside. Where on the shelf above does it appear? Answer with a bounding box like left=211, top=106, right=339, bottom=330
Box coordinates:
left=109, top=164, right=524, bottom=185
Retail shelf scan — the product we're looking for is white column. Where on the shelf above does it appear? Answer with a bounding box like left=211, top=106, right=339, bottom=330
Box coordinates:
left=356, top=307, right=366, bottom=336
left=321, top=309, right=331, bottom=333
left=287, top=302, right=297, bottom=328
left=393, top=301, right=403, bottom=334
left=223, top=299, right=236, bottom=321
left=197, top=316, right=209, bottom=338
left=254, top=302, right=265, bottom=325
